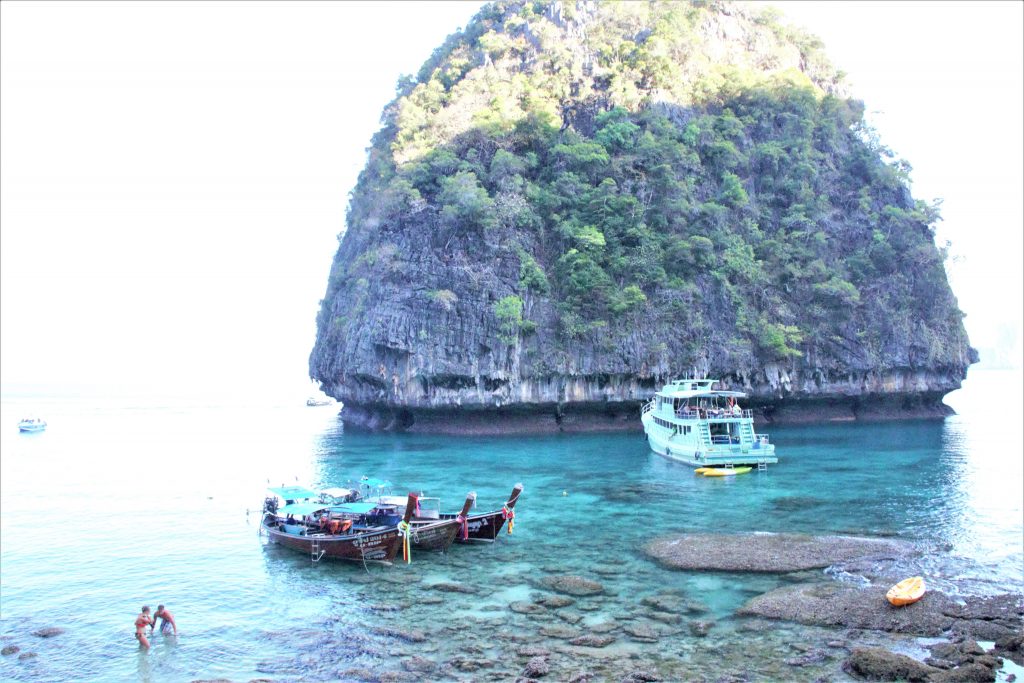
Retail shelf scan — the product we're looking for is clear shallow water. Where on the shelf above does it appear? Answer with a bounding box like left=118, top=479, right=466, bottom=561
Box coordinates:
left=0, top=368, right=1021, bottom=682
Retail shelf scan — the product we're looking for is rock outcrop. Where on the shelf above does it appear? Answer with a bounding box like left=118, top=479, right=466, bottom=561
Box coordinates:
left=644, top=532, right=911, bottom=572
left=309, top=0, right=974, bottom=432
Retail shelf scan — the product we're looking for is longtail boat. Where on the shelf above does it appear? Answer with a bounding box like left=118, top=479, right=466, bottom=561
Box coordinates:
left=260, top=485, right=416, bottom=564
left=354, top=483, right=479, bottom=553
left=439, top=483, right=524, bottom=542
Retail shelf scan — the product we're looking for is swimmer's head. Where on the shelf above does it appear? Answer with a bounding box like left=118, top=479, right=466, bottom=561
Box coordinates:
left=157, top=605, right=165, bottom=611
left=142, top=606, right=150, bottom=613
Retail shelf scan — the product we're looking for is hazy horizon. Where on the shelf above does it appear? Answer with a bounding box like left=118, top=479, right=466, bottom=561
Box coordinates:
left=2, top=1, right=1021, bottom=401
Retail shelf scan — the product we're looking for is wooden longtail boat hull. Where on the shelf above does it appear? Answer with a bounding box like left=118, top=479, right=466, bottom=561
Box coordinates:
left=409, top=519, right=460, bottom=552
left=439, top=511, right=506, bottom=541
left=438, top=482, right=524, bottom=542
left=262, top=518, right=401, bottom=563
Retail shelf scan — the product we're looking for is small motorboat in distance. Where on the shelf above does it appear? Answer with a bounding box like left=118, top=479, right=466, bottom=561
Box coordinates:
left=18, top=418, right=46, bottom=433
left=886, top=576, right=926, bottom=606
left=306, top=397, right=333, bottom=406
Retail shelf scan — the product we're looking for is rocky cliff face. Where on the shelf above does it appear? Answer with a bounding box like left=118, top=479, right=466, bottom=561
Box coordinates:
left=309, top=0, right=975, bottom=432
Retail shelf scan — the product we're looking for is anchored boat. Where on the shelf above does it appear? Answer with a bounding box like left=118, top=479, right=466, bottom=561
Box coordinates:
left=641, top=378, right=777, bottom=469
left=260, top=485, right=415, bottom=564
left=18, top=417, right=47, bottom=433
left=437, top=483, right=524, bottom=542
left=355, top=477, right=522, bottom=546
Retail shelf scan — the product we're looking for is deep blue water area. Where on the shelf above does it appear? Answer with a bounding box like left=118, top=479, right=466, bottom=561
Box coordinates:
left=1, top=368, right=1021, bottom=682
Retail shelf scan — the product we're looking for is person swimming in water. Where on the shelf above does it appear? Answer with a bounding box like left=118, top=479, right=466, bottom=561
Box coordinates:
left=134, top=606, right=153, bottom=648
left=153, top=605, right=177, bottom=635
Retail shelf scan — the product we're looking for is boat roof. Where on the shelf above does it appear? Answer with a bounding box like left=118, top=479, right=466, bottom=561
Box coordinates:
left=374, top=495, right=438, bottom=506
left=319, top=487, right=355, bottom=498
left=268, top=485, right=318, bottom=500
left=331, top=501, right=393, bottom=515
left=375, top=495, right=411, bottom=506
left=277, top=502, right=328, bottom=517
left=656, top=379, right=747, bottom=399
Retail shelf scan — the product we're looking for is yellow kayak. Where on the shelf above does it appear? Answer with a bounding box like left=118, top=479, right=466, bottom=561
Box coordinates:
left=694, top=467, right=713, bottom=474
left=702, top=467, right=752, bottom=477
left=886, top=576, right=925, bottom=606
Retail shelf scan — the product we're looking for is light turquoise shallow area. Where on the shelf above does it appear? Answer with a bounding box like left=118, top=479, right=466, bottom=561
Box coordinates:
left=0, top=368, right=1020, bottom=682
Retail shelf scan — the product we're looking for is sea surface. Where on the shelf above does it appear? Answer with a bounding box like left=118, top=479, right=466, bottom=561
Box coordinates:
left=1, top=368, right=1021, bottom=682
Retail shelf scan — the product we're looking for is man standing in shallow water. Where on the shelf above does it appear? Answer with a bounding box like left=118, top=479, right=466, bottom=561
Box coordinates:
left=153, top=605, right=177, bottom=635
left=134, top=606, right=153, bottom=648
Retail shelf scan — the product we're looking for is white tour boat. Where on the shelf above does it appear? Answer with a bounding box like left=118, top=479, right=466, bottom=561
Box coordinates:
left=641, top=378, right=777, bottom=469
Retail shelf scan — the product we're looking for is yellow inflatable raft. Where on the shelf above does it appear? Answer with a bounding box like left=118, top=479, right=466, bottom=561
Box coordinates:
left=701, top=467, right=752, bottom=477
left=886, top=576, right=925, bottom=606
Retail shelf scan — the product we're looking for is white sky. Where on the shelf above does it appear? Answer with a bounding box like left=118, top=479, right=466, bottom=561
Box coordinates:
left=1, top=1, right=1021, bottom=400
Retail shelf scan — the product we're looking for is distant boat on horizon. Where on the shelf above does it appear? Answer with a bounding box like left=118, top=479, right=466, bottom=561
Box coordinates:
left=306, top=397, right=336, bottom=407
left=18, top=417, right=47, bottom=433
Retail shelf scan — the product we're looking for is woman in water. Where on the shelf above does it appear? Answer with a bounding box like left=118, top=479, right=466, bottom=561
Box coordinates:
left=134, top=606, right=153, bottom=648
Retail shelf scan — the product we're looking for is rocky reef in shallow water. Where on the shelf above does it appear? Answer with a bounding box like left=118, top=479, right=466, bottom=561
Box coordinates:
left=309, top=0, right=975, bottom=432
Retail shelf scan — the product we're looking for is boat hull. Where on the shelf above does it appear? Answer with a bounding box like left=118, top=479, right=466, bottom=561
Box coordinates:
left=261, top=518, right=401, bottom=563
left=643, top=417, right=776, bottom=468
left=18, top=425, right=46, bottom=433
left=439, top=511, right=508, bottom=541
left=409, top=519, right=460, bottom=552
left=886, top=576, right=926, bottom=606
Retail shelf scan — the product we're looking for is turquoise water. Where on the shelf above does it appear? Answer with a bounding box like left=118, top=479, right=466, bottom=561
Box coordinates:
left=0, top=368, right=1020, bottom=682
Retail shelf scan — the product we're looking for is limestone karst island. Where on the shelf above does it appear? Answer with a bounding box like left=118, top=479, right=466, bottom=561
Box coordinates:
left=309, top=0, right=975, bottom=432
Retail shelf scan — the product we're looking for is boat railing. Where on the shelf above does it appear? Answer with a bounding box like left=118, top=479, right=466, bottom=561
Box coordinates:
left=674, top=408, right=753, bottom=420
left=641, top=399, right=655, bottom=416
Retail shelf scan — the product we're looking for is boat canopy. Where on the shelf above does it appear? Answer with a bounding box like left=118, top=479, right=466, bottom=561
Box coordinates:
left=656, top=379, right=747, bottom=400
left=276, top=502, right=328, bottom=517
left=320, top=487, right=355, bottom=498
left=331, top=501, right=389, bottom=515
left=268, top=485, right=318, bottom=500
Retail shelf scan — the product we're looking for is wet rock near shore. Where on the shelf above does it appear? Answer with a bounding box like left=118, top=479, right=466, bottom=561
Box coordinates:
left=644, top=532, right=911, bottom=572
left=1, top=645, right=19, bottom=656
left=369, top=626, right=427, bottom=643
left=522, top=655, right=550, bottom=678
left=844, top=647, right=941, bottom=681
left=993, top=633, right=1024, bottom=666
left=538, top=594, right=575, bottom=609
left=401, top=655, right=435, bottom=674
left=510, top=601, right=548, bottom=616
left=539, top=575, right=605, bottom=597
left=427, top=582, right=476, bottom=594
left=30, top=628, right=65, bottom=639
left=738, top=583, right=1023, bottom=640
left=570, top=634, right=616, bottom=648
left=844, top=641, right=1003, bottom=682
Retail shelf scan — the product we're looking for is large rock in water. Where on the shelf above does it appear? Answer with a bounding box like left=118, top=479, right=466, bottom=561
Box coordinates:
left=738, top=584, right=1023, bottom=641
left=644, top=532, right=909, bottom=572
left=309, top=0, right=975, bottom=432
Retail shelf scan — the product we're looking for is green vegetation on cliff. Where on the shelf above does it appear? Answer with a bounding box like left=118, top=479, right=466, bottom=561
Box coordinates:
left=311, top=0, right=972, bottom=410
